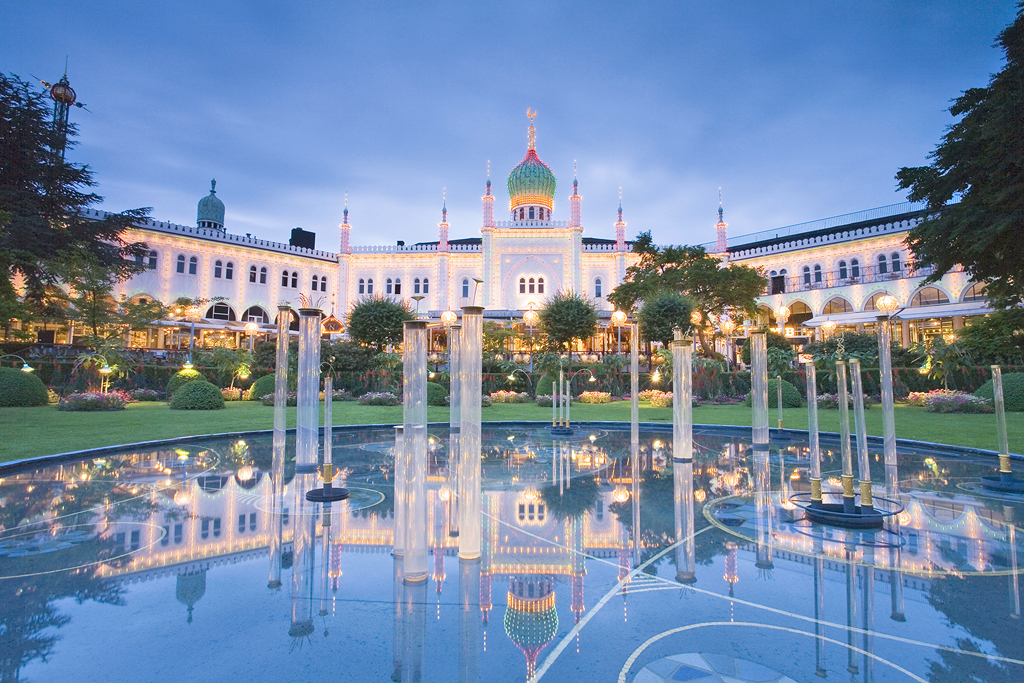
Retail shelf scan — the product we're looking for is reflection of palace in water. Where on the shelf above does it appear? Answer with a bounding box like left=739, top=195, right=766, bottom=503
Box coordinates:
left=2, top=427, right=1022, bottom=681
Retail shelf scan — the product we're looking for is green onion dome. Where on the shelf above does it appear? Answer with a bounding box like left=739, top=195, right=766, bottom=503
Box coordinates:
left=507, top=150, right=556, bottom=212
left=197, top=179, right=225, bottom=230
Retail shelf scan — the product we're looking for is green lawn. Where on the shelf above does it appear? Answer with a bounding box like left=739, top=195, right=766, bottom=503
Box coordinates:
left=1, top=399, right=1021, bottom=463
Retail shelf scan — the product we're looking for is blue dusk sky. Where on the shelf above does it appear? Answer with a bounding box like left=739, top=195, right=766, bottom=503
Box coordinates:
left=4, top=1, right=1020, bottom=249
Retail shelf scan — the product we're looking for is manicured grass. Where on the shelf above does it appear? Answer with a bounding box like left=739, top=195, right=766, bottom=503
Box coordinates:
left=1, top=399, right=1021, bottom=463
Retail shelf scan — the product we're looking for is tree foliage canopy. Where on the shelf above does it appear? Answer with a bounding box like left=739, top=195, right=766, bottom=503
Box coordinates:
left=0, top=74, right=151, bottom=332
left=538, top=290, right=598, bottom=351
left=608, top=232, right=765, bottom=355
left=636, top=291, right=694, bottom=347
left=346, top=295, right=414, bottom=352
left=896, top=9, right=1024, bottom=308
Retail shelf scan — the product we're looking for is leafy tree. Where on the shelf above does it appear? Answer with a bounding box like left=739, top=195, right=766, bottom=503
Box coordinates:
left=956, top=308, right=1024, bottom=365
left=0, top=74, right=150, bottom=326
left=636, top=291, right=694, bottom=347
left=740, top=329, right=793, bottom=364
left=896, top=9, right=1024, bottom=308
left=916, top=335, right=969, bottom=390
left=538, top=291, right=598, bottom=354
left=346, top=296, right=414, bottom=352
left=608, top=233, right=765, bottom=356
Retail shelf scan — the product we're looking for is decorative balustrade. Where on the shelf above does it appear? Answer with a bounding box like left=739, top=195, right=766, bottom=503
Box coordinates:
left=764, top=262, right=960, bottom=295
left=349, top=243, right=480, bottom=254
left=493, top=220, right=571, bottom=229
left=729, top=218, right=923, bottom=259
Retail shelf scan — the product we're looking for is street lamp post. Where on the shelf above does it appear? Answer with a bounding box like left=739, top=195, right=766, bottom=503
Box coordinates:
left=776, top=305, right=791, bottom=337
left=523, top=307, right=539, bottom=372
left=0, top=354, right=35, bottom=373
left=611, top=309, right=627, bottom=356
left=245, top=321, right=259, bottom=353
left=720, top=319, right=736, bottom=371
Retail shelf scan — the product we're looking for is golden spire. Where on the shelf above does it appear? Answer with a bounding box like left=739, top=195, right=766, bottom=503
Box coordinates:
left=526, top=108, right=537, bottom=150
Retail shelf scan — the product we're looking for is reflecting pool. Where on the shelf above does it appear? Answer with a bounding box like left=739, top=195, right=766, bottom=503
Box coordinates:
left=1, top=424, right=1023, bottom=682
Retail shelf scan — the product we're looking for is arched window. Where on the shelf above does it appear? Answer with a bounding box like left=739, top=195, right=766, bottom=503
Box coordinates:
left=910, top=287, right=950, bottom=307
left=814, top=264, right=822, bottom=283
left=312, top=275, right=319, bottom=291
left=770, top=270, right=778, bottom=277
left=242, top=306, right=270, bottom=324
left=519, top=208, right=525, bottom=220
left=802, top=266, right=811, bottom=285
left=822, top=297, right=853, bottom=315
left=394, top=278, right=401, bottom=295
left=386, top=278, right=393, bottom=294
left=249, top=265, right=257, bottom=283
left=462, top=279, right=469, bottom=299
left=528, top=277, right=535, bottom=294
left=519, top=277, right=526, bottom=294
left=147, top=251, right=157, bottom=270
left=422, top=278, right=428, bottom=294
left=595, top=278, right=603, bottom=298
left=225, top=262, right=233, bottom=280
left=891, top=253, right=901, bottom=273
left=177, top=255, right=185, bottom=273
left=838, top=261, right=848, bottom=280
left=851, top=259, right=860, bottom=278
left=529, top=207, right=535, bottom=219
left=414, top=278, right=421, bottom=294
left=282, top=270, right=290, bottom=287
left=367, top=278, right=374, bottom=294
left=205, top=303, right=236, bottom=321
left=877, top=255, right=888, bottom=274
left=259, top=267, right=267, bottom=284
left=358, top=278, right=365, bottom=294
left=214, top=261, right=223, bottom=279
left=320, top=276, right=327, bottom=292
left=188, top=257, right=197, bottom=275
left=290, top=272, right=298, bottom=289
left=864, top=291, right=895, bottom=311
left=538, top=277, right=545, bottom=294
left=962, top=282, right=987, bottom=302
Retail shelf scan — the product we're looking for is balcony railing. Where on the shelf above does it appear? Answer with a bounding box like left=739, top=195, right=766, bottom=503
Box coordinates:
left=764, top=262, right=958, bottom=295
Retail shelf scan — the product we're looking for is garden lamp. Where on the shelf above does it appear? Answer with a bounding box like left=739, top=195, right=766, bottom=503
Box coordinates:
left=876, top=294, right=899, bottom=316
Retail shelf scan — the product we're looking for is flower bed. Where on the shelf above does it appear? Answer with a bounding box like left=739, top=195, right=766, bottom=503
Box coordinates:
left=577, top=391, right=612, bottom=404
left=490, top=390, right=531, bottom=404
left=222, top=387, right=243, bottom=401
left=817, top=393, right=876, bottom=410
left=131, top=388, right=164, bottom=402
left=925, top=391, right=994, bottom=414
left=647, top=391, right=673, bottom=408
left=638, top=389, right=663, bottom=402
left=535, top=395, right=572, bottom=407
left=358, top=392, right=400, bottom=406
left=320, top=389, right=355, bottom=402
left=58, top=392, right=128, bottom=412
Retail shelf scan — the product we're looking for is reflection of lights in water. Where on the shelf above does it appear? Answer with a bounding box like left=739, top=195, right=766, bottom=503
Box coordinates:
left=781, top=497, right=796, bottom=510
left=898, top=511, right=912, bottom=526
left=439, top=485, right=452, bottom=502
left=790, top=470, right=800, bottom=480
left=827, top=477, right=842, bottom=487
left=237, top=464, right=254, bottom=482
left=80, top=473, right=89, bottom=481
left=589, top=434, right=596, bottom=443
left=612, top=485, right=630, bottom=503
left=522, top=488, right=539, bottom=501
left=173, top=489, right=191, bottom=506
left=652, top=440, right=663, bottom=450
left=694, top=489, right=706, bottom=503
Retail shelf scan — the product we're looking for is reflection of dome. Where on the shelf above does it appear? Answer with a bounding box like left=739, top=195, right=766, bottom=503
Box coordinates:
left=197, top=179, right=225, bottom=230
left=176, top=570, right=207, bottom=624
left=504, top=582, right=558, bottom=679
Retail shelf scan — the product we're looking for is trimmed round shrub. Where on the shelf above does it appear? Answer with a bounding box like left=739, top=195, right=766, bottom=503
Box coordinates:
left=427, top=382, right=448, bottom=406
left=0, top=367, right=49, bottom=407
left=248, top=374, right=276, bottom=401
left=535, top=372, right=554, bottom=396
left=744, top=377, right=802, bottom=408
left=166, top=369, right=203, bottom=396
left=170, top=381, right=225, bottom=410
left=975, top=372, right=1024, bottom=411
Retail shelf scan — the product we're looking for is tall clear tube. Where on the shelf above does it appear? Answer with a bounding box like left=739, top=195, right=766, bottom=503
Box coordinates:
left=393, top=426, right=405, bottom=556
left=552, top=361, right=559, bottom=426
left=296, top=307, right=321, bottom=470
left=850, top=358, right=872, bottom=509
left=448, top=325, right=462, bottom=538
left=322, top=374, right=333, bottom=481
left=459, top=306, right=483, bottom=560
left=672, top=329, right=692, bottom=463
left=878, top=316, right=898, bottom=495
left=836, top=361, right=855, bottom=514
left=750, top=333, right=768, bottom=446
left=994, top=366, right=1011, bottom=475
left=805, top=363, right=822, bottom=509
left=268, top=305, right=290, bottom=589
left=777, top=376, right=784, bottom=429
left=403, top=320, right=429, bottom=583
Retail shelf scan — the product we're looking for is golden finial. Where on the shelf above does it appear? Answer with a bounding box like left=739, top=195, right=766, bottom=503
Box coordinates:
left=526, top=108, right=537, bottom=150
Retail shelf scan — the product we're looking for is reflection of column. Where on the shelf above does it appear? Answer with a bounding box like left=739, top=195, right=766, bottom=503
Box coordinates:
left=754, top=449, right=773, bottom=571
left=459, top=558, right=481, bottom=683
left=268, top=306, right=290, bottom=589
left=850, top=358, right=873, bottom=510
left=290, top=472, right=316, bottom=640
left=402, top=580, right=427, bottom=683
left=889, top=518, right=906, bottom=622
left=845, top=541, right=858, bottom=675
left=460, top=307, right=483, bottom=560
left=813, top=536, right=826, bottom=678
left=449, top=324, right=462, bottom=538
left=296, top=307, right=321, bottom=470
left=862, top=538, right=875, bottom=683
left=1007, top=506, right=1021, bottom=618
left=630, top=323, right=641, bottom=568
left=319, top=504, right=332, bottom=617
left=674, top=458, right=695, bottom=584
left=836, top=361, right=856, bottom=515
left=404, top=320, right=429, bottom=583
left=393, top=556, right=405, bottom=682
left=394, top=426, right=406, bottom=556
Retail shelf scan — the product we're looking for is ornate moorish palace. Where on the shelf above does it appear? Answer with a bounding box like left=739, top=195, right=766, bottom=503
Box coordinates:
left=55, top=115, right=988, bottom=353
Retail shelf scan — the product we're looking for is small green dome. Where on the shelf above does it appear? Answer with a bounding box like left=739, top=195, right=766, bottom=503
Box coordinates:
left=197, top=179, right=225, bottom=229
left=507, top=149, right=556, bottom=212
